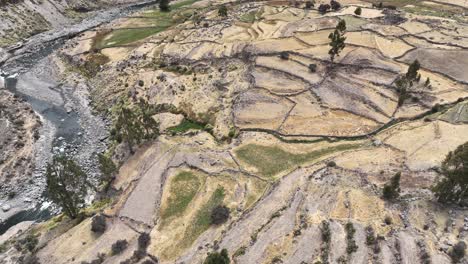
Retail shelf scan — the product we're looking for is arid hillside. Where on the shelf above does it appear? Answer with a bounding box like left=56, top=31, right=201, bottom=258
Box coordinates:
left=1, top=0, right=468, bottom=263
left=0, top=0, right=145, bottom=47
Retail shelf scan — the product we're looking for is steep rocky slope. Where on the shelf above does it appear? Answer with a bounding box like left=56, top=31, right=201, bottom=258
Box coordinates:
left=0, top=0, right=144, bottom=47
left=1, top=0, right=468, bottom=263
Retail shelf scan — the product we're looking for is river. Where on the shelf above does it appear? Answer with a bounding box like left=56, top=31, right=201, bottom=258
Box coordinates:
left=0, top=0, right=158, bottom=235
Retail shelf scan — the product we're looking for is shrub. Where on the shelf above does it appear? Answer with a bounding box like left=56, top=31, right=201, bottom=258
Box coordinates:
left=365, top=226, right=376, bottom=246
left=308, top=64, right=317, bottom=72
left=318, top=4, right=330, bottom=14
left=18, top=234, right=39, bottom=253
left=382, top=172, right=401, bottom=200
left=384, top=216, right=392, bottom=225
left=345, top=222, right=358, bottom=254
left=450, top=241, right=466, bottom=263
left=132, top=249, right=146, bottom=261
left=138, top=232, right=151, bottom=250
left=320, top=220, right=331, bottom=244
left=204, top=249, right=230, bottom=264
left=211, top=205, right=230, bottom=225
left=159, top=0, right=170, bottom=12
left=327, top=161, right=336, bottom=167
left=142, top=260, right=157, bottom=264
left=279, top=51, right=289, bottom=60
left=354, top=7, right=362, bottom=15
left=218, top=5, right=228, bottom=17
left=91, top=214, right=106, bottom=233
left=330, top=0, right=341, bottom=11
left=305, top=1, right=314, bottom=9
left=111, top=240, right=128, bottom=255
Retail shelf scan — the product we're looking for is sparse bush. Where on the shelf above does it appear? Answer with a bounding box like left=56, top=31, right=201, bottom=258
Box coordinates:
left=159, top=0, right=170, bottom=12
left=21, top=254, right=41, bottom=264
left=365, top=226, right=376, bottom=246
left=138, top=80, right=144, bottom=87
left=142, top=260, right=157, bottom=264
left=211, top=205, right=230, bottom=225
left=354, top=7, right=362, bottom=15
left=91, top=214, right=107, bottom=233
left=321, top=220, right=331, bottom=244
left=384, top=216, right=392, bottom=225
left=17, top=234, right=39, bottom=253
left=308, top=64, right=317, bottom=72
left=218, top=5, right=228, bottom=17
left=280, top=51, right=289, bottom=60
left=111, top=240, right=128, bottom=255
left=305, top=1, right=314, bottom=9
left=425, top=77, right=431, bottom=87
left=204, top=249, right=230, bottom=264
left=450, top=241, right=466, bottom=263
left=330, top=0, right=341, bottom=11
left=318, top=4, right=330, bottom=14
left=138, top=232, right=151, bottom=250
left=345, top=222, right=358, bottom=254
left=382, top=172, right=401, bottom=200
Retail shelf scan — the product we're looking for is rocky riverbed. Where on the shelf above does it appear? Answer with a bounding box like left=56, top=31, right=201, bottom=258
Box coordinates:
left=0, top=0, right=158, bottom=235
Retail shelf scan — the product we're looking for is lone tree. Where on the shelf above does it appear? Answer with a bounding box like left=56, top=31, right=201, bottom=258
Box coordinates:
left=46, top=155, right=88, bottom=219
left=218, top=5, right=228, bottom=17
left=328, top=19, right=346, bottom=63
left=406, top=59, right=421, bottom=84
left=111, top=99, right=159, bottom=153
left=211, top=205, right=230, bottom=225
left=138, top=98, right=160, bottom=141
left=159, top=0, right=170, bottom=12
left=204, top=249, right=230, bottom=264
left=433, top=142, right=468, bottom=204
left=395, top=59, right=422, bottom=106
left=382, top=172, right=401, bottom=200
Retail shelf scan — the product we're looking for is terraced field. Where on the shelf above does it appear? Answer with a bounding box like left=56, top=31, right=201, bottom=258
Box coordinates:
left=3, top=0, right=468, bottom=263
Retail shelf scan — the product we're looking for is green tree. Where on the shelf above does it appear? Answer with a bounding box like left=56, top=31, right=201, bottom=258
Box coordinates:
left=218, top=5, right=228, bottom=17
left=382, top=172, right=401, bottom=200
left=396, top=59, right=422, bottom=106
left=111, top=99, right=159, bottom=154
left=138, top=98, right=160, bottom=140
left=46, top=156, right=88, bottom=218
left=328, top=20, right=346, bottom=63
left=406, top=59, right=421, bottom=83
left=159, top=0, right=170, bottom=12
left=433, top=142, right=468, bottom=204
left=113, top=103, right=144, bottom=153
left=98, top=153, right=117, bottom=181
left=204, top=249, right=230, bottom=264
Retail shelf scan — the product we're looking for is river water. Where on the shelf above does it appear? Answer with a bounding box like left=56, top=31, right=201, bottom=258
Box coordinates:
left=0, top=0, right=158, bottom=235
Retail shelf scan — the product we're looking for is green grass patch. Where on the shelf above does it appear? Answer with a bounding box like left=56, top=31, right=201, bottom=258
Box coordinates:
left=403, top=4, right=466, bottom=22
left=94, top=0, right=199, bottom=48
left=181, top=187, right=225, bottom=247
left=235, top=143, right=362, bottom=177
left=240, top=11, right=257, bottom=23
left=161, top=171, right=201, bottom=222
left=167, top=118, right=205, bottom=133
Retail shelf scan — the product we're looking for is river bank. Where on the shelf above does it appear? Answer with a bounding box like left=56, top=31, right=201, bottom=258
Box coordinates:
left=0, top=0, right=158, bottom=236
